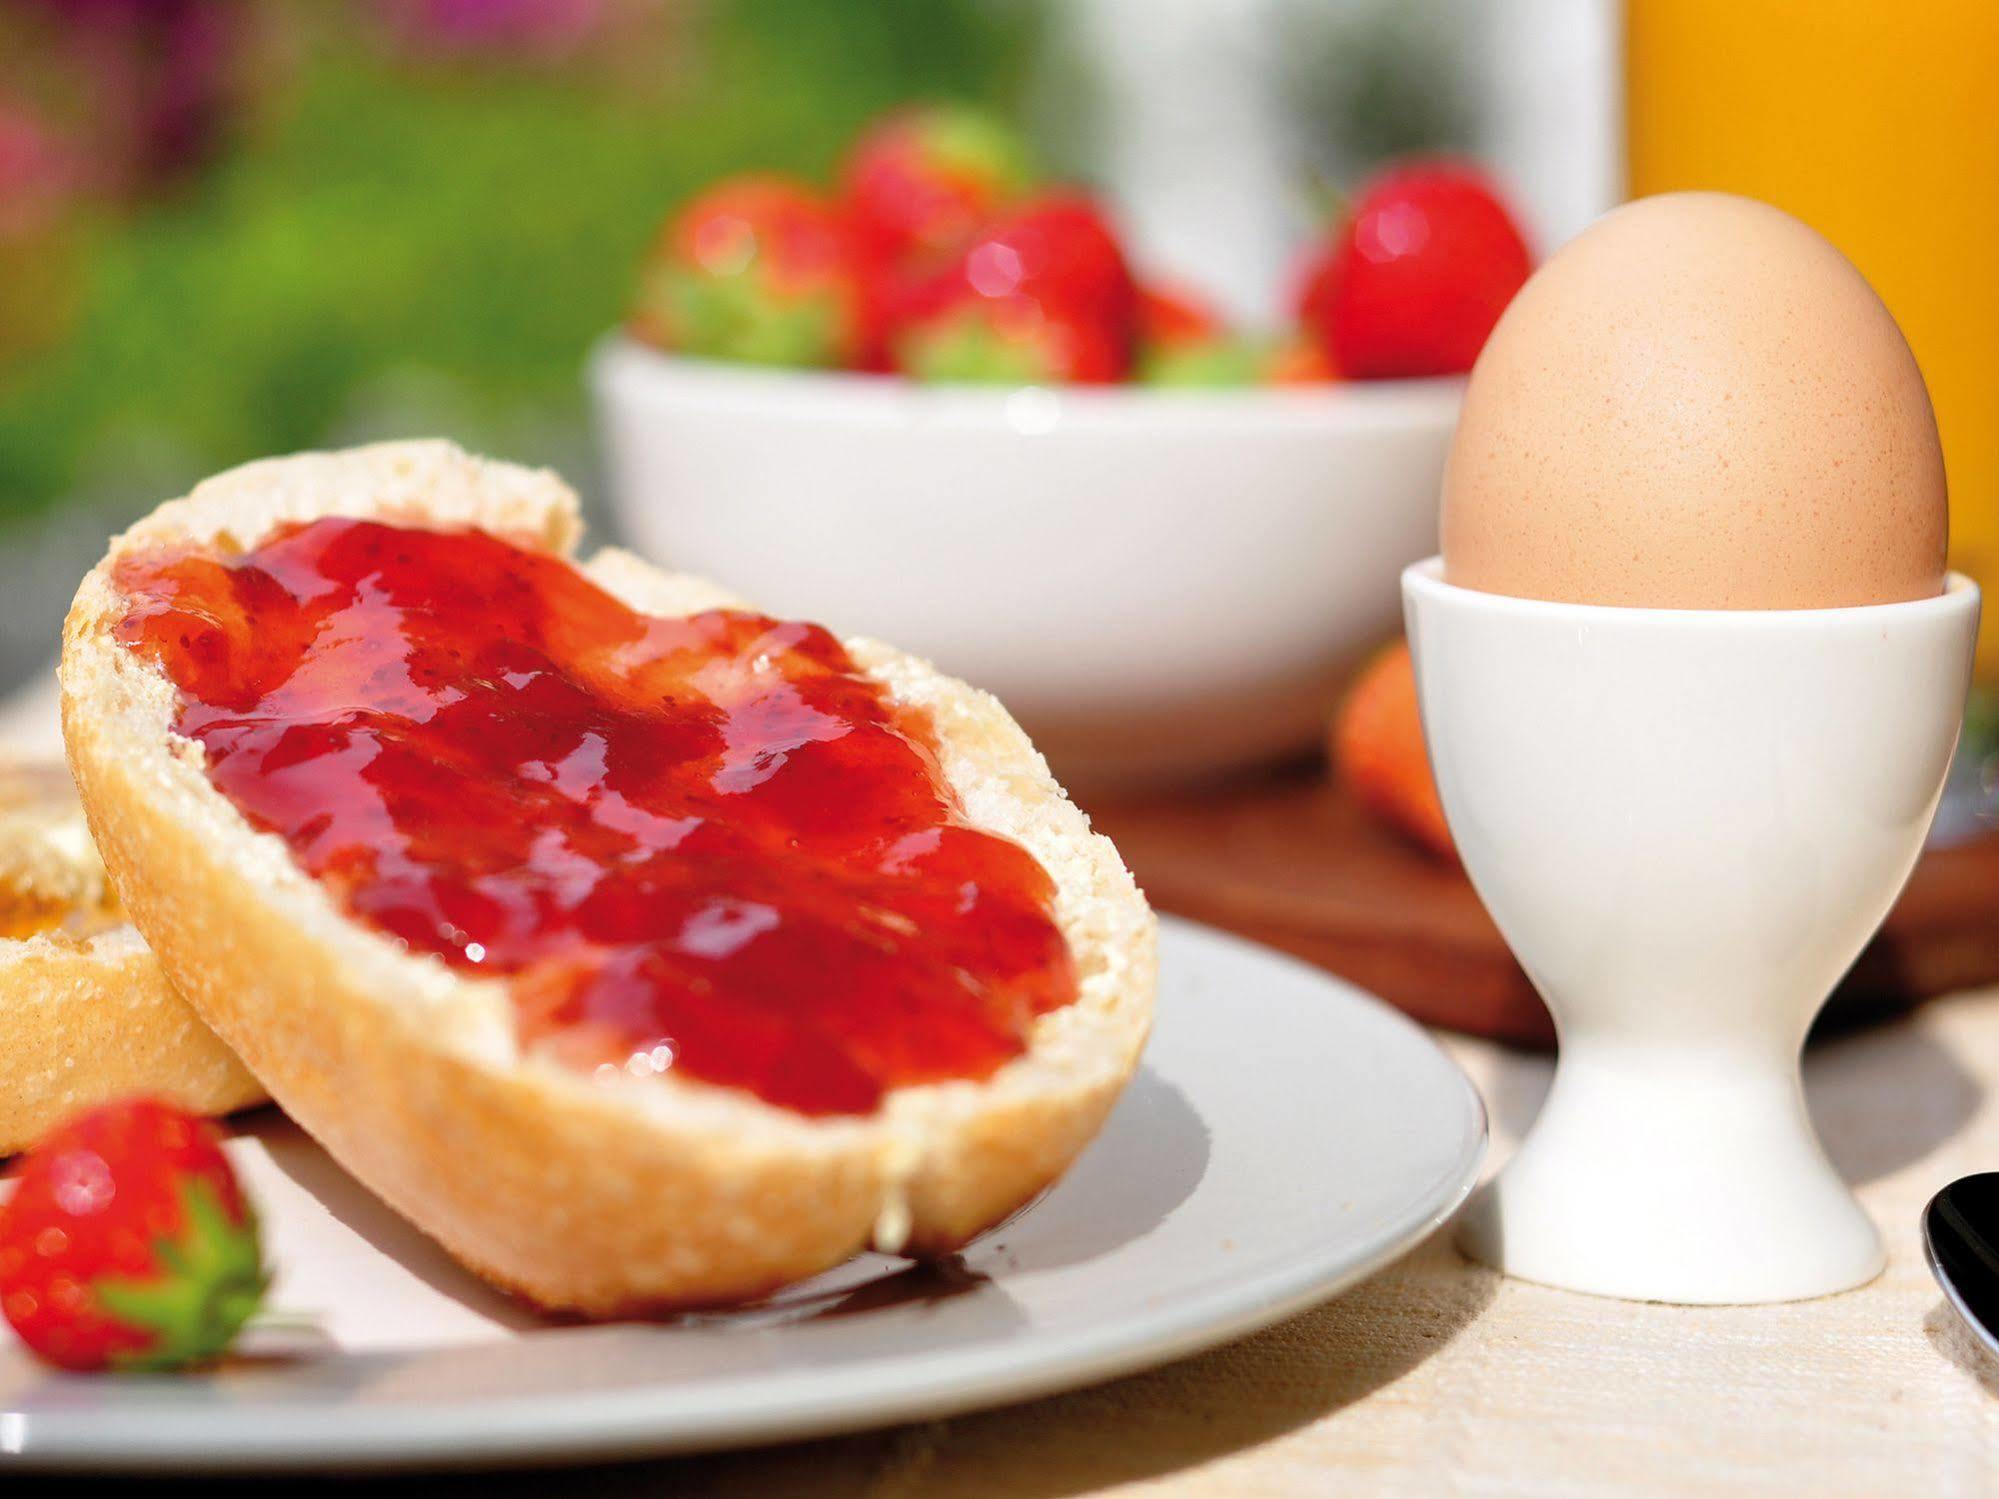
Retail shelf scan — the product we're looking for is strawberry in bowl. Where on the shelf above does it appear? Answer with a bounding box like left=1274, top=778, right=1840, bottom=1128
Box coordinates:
left=891, top=195, right=1137, bottom=384
left=839, top=105, right=1035, bottom=371
left=596, top=123, right=1530, bottom=784
left=630, top=174, right=862, bottom=368
left=841, top=104, right=1033, bottom=270
left=1296, top=159, right=1532, bottom=380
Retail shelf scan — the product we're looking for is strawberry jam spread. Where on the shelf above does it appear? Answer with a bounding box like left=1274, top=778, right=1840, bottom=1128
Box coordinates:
left=111, top=518, right=1077, bottom=1115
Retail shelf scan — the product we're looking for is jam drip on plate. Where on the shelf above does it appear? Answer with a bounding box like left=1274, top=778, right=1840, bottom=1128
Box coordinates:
left=112, top=518, right=1077, bottom=1115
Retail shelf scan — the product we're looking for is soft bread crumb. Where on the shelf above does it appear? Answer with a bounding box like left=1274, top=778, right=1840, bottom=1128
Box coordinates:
left=872, top=1191, right=913, bottom=1256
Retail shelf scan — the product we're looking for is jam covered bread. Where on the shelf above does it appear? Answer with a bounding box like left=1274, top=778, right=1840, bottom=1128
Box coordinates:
left=0, top=761, right=263, bottom=1153
left=59, top=442, right=1156, bottom=1313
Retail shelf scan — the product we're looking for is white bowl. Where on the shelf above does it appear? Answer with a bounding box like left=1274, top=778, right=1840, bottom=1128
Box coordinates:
left=590, top=336, right=1460, bottom=787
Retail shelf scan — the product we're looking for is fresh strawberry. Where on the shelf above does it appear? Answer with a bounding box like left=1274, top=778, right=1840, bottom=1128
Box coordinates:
left=630, top=173, right=861, bottom=368
left=1298, top=159, right=1531, bottom=379
left=892, top=195, right=1137, bottom=384
left=841, top=104, right=1033, bottom=270
left=0, top=1098, right=266, bottom=1372
left=1332, top=640, right=1455, bottom=861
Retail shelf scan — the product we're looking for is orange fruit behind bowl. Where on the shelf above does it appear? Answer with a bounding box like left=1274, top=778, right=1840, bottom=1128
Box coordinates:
left=1332, top=640, right=1455, bottom=861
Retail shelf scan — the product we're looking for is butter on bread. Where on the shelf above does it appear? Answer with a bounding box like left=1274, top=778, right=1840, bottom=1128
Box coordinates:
left=0, top=760, right=264, bottom=1153
left=59, top=440, right=1156, bottom=1313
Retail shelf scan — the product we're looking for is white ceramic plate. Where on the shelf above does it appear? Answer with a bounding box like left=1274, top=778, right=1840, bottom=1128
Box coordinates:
left=0, top=918, right=1485, bottom=1472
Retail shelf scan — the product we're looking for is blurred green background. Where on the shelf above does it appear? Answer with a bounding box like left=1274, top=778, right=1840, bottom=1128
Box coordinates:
left=0, top=0, right=1038, bottom=529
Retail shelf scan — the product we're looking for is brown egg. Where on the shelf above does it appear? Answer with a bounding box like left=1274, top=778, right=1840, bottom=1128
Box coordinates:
left=1441, top=192, right=1948, bottom=609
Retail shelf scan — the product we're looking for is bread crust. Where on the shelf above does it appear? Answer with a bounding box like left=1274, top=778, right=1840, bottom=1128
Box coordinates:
left=0, top=925, right=266, bottom=1156
left=0, top=762, right=263, bottom=1155
left=60, top=441, right=1155, bottom=1313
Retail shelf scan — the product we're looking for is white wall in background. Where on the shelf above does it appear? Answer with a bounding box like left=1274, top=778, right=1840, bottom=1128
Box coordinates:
left=1479, top=0, right=1620, bottom=250
left=1056, top=0, right=1620, bottom=322
left=1062, top=0, right=1309, bottom=327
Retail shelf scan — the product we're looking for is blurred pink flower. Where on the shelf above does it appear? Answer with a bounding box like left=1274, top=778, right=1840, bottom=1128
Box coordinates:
left=14, top=0, right=243, bottom=192
left=0, top=99, right=76, bottom=240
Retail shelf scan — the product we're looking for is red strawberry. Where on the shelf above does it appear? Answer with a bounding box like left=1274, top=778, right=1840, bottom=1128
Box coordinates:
left=892, top=195, right=1137, bottom=384
left=841, top=104, right=1033, bottom=270
left=630, top=174, right=861, bottom=368
left=1298, top=159, right=1532, bottom=379
left=0, top=1098, right=266, bottom=1371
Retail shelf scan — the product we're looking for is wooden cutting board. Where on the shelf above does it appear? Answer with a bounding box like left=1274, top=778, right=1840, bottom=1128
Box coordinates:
left=1087, top=767, right=1999, bottom=1048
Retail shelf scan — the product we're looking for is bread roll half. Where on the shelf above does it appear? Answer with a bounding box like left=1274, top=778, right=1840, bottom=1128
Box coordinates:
left=60, top=441, right=1155, bottom=1313
left=0, top=761, right=263, bottom=1154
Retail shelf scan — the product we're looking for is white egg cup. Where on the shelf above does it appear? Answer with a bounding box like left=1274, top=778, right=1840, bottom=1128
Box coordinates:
left=1403, top=560, right=1980, bottom=1303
